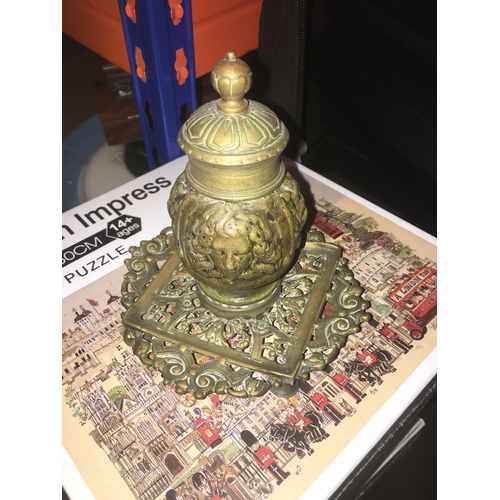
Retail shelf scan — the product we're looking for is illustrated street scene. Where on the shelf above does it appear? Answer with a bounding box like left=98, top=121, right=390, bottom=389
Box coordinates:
left=63, top=197, right=437, bottom=500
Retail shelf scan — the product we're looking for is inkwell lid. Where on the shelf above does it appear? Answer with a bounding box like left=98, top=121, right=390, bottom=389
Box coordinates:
left=177, top=51, right=289, bottom=172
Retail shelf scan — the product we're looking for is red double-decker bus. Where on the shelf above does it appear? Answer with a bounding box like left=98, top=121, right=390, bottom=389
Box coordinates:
left=313, top=214, right=343, bottom=239
left=388, top=266, right=437, bottom=340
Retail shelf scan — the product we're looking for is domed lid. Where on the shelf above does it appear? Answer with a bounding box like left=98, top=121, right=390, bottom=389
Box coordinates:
left=177, top=51, right=289, bottom=166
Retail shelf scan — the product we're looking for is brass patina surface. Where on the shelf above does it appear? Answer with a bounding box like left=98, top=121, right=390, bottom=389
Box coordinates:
left=121, top=228, right=371, bottom=398
left=171, top=50, right=307, bottom=310
left=168, top=169, right=306, bottom=310
left=121, top=51, right=371, bottom=398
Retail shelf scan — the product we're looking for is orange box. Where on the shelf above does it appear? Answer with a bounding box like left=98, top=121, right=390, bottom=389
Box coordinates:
left=62, top=0, right=264, bottom=78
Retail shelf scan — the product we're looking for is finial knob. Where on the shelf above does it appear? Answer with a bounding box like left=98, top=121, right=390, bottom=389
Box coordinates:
left=211, top=50, right=253, bottom=113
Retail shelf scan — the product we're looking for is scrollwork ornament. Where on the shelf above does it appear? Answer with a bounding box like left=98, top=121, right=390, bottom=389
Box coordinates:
left=121, top=230, right=371, bottom=398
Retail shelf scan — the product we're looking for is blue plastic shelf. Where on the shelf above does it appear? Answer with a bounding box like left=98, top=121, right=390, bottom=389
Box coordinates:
left=117, top=0, right=198, bottom=170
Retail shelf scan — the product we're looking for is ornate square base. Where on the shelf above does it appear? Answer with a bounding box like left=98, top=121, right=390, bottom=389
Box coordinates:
left=121, top=228, right=371, bottom=398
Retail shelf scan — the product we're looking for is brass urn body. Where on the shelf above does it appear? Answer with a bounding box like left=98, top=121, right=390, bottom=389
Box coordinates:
left=168, top=51, right=307, bottom=317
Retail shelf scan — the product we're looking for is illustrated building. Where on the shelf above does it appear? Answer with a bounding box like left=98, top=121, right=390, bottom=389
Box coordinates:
left=62, top=291, right=126, bottom=385
left=78, top=352, right=194, bottom=500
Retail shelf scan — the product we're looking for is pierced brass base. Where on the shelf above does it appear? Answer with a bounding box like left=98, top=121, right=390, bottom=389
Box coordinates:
left=196, top=279, right=282, bottom=319
left=121, top=228, right=371, bottom=399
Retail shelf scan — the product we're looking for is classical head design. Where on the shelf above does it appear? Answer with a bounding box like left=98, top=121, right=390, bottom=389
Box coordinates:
left=185, top=202, right=283, bottom=283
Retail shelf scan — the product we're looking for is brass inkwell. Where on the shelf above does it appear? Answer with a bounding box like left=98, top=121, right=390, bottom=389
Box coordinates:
left=121, top=51, right=371, bottom=399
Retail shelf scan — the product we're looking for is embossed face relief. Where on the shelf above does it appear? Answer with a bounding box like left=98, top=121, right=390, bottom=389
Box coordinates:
left=185, top=203, right=282, bottom=283
left=211, top=233, right=252, bottom=280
